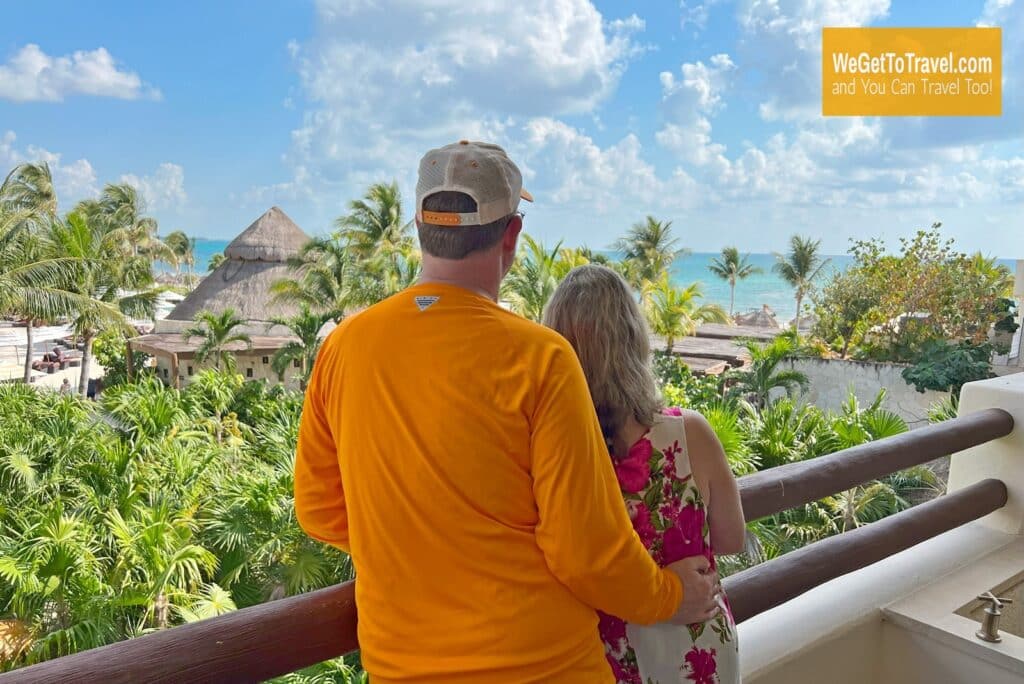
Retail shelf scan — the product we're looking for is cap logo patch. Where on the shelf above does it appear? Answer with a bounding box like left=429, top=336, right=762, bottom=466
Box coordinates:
left=414, top=295, right=440, bottom=311
left=421, top=210, right=460, bottom=225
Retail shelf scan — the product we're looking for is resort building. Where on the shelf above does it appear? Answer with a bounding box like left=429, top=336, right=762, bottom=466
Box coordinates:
left=128, top=206, right=312, bottom=389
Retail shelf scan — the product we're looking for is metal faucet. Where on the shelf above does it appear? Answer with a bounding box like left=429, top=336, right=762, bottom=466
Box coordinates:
left=975, top=591, right=1014, bottom=643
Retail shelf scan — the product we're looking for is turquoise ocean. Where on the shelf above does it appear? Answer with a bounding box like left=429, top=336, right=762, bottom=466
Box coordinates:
left=179, top=240, right=1014, bottom=318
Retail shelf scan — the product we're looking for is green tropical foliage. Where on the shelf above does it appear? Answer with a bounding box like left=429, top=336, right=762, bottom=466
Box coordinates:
left=502, top=235, right=564, bottom=322
left=901, top=339, right=994, bottom=395
left=0, top=375, right=353, bottom=673
left=644, top=274, right=728, bottom=352
left=182, top=309, right=252, bottom=372
left=207, top=252, right=226, bottom=272
left=614, top=216, right=687, bottom=288
left=835, top=227, right=1013, bottom=362
left=272, top=236, right=381, bottom=322
left=726, top=336, right=809, bottom=409
left=267, top=306, right=332, bottom=387
left=334, top=181, right=413, bottom=260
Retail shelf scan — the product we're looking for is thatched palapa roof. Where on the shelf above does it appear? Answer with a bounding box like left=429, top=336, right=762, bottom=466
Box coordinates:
left=735, top=305, right=781, bottom=329
left=167, top=207, right=309, bottom=324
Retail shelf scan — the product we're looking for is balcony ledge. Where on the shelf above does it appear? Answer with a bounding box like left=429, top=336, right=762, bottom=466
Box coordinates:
left=741, top=522, right=1018, bottom=683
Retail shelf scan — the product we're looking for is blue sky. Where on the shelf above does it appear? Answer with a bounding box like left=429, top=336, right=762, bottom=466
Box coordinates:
left=1, top=0, right=1021, bottom=256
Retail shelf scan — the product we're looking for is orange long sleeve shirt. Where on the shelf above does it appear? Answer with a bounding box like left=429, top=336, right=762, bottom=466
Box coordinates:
left=295, top=282, right=681, bottom=683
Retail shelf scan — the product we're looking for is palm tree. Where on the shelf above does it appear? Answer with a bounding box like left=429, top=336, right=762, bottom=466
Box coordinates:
left=2, top=162, right=57, bottom=216
left=644, top=273, right=728, bottom=353
left=334, top=181, right=412, bottom=259
left=1, top=163, right=65, bottom=382
left=576, top=246, right=612, bottom=266
left=267, top=305, right=331, bottom=387
left=614, top=216, right=687, bottom=287
left=366, top=241, right=421, bottom=300
left=271, top=236, right=376, bottom=321
left=709, top=247, right=762, bottom=317
left=164, top=230, right=197, bottom=289
left=773, top=235, right=830, bottom=332
left=182, top=309, right=252, bottom=372
left=0, top=225, right=59, bottom=384
left=48, top=209, right=158, bottom=396
left=207, top=252, right=226, bottom=272
left=501, top=234, right=564, bottom=322
left=95, top=184, right=172, bottom=262
left=728, top=336, right=809, bottom=409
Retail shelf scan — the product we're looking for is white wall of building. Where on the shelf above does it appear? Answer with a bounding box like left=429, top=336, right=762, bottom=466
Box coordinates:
left=786, top=358, right=948, bottom=428
left=153, top=352, right=304, bottom=391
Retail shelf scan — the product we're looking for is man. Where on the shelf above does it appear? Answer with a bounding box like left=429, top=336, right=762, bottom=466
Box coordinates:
left=295, top=140, right=718, bottom=683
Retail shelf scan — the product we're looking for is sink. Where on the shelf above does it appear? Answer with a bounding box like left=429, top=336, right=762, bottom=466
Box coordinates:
left=881, top=539, right=1024, bottom=683
left=955, top=571, right=1023, bottom=640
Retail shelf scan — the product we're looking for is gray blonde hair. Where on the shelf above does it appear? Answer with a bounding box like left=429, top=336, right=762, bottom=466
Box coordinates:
left=543, top=264, right=662, bottom=449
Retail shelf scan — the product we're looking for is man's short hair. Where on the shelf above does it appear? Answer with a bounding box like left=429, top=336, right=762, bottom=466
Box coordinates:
left=418, top=192, right=510, bottom=259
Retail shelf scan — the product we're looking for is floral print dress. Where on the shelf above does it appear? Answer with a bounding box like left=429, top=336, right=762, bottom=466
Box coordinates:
left=598, top=408, right=739, bottom=684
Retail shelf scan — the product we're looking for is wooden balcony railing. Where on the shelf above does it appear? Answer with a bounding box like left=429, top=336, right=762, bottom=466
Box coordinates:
left=0, top=408, right=1013, bottom=684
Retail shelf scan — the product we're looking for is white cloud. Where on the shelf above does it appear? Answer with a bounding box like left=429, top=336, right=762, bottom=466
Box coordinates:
left=120, top=163, right=187, bottom=211
left=520, top=118, right=663, bottom=209
left=3, top=131, right=188, bottom=215
left=656, top=54, right=736, bottom=171
left=736, top=0, right=890, bottom=122
left=0, top=130, right=98, bottom=202
left=977, top=0, right=1015, bottom=26
left=248, top=0, right=649, bottom=220
left=0, top=44, right=160, bottom=103
left=679, top=0, right=721, bottom=31
left=249, top=0, right=1021, bottom=254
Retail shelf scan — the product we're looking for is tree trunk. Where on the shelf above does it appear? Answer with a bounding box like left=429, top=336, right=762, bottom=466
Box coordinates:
left=78, top=333, right=95, bottom=397
left=794, top=293, right=803, bottom=333
left=729, top=284, right=736, bottom=317
left=665, top=337, right=673, bottom=354
left=841, top=338, right=850, bottom=359
left=154, top=591, right=169, bottom=629
left=843, top=487, right=857, bottom=532
left=22, top=320, right=34, bottom=383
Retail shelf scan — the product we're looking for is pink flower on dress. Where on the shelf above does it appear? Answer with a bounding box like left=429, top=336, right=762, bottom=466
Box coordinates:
left=599, top=612, right=626, bottom=648
left=631, top=502, right=657, bottom=548
left=663, top=406, right=684, bottom=417
left=659, top=497, right=682, bottom=522
left=618, top=658, right=643, bottom=684
left=607, top=655, right=629, bottom=683
left=683, top=646, right=718, bottom=683
left=615, top=438, right=652, bottom=493
left=661, top=504, right=706, bottom=564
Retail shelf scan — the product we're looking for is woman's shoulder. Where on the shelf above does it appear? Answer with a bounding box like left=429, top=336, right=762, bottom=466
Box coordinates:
left=651, top=408, right=716, bottom=456
left=653, top=406, right=708, bottom=432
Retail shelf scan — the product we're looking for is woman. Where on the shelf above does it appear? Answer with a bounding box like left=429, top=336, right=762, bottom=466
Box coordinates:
left=543, top=264, right=745, bottom=684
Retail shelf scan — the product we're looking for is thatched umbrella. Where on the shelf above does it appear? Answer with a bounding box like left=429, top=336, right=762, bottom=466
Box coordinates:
left=167, top=207, right=310, bottom=324
left=735, top=304, right=781, bottom=329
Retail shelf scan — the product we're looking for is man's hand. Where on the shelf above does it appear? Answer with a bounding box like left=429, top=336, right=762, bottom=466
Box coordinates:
left=666, top=556, right=720, bottom=625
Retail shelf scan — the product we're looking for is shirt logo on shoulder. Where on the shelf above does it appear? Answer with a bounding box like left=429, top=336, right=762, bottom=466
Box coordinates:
left=414, top=295, right=440, bottom=311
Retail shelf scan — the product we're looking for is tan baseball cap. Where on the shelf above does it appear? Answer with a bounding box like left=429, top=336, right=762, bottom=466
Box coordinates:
left=415, top=140, right=533, bottom=227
